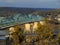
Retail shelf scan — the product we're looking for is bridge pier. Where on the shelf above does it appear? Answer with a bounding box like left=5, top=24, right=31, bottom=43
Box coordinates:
left=24, top=22, right=39, bottom=34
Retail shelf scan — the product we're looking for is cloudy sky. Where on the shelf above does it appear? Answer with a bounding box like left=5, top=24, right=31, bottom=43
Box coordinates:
left=0, top=0, right=60, bottom=8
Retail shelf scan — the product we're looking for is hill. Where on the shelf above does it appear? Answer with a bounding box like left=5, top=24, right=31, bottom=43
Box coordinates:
left=0, top=7, right=55, bottom=17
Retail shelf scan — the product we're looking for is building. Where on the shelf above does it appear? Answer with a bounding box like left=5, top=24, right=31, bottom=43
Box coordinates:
left=0, top=29, right=8, bottom=45
left=55, top=14, right=60, bottom=23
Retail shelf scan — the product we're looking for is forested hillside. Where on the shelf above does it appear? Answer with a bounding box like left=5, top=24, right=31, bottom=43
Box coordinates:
left=0, top=7, right=60, bottom=17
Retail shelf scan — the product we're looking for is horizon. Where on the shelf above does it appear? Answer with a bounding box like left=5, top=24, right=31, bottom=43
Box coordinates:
left=0, top=6, right=60, bottom=9
left=0, top=0, right=60, bottom=8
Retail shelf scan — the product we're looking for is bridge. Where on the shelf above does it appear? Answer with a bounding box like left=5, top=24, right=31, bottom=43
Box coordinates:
left=0, top=14, right=44, bottom=29
left=0, top=14, right=44, bottom=45
left=0, top=14, right=60, bottom=45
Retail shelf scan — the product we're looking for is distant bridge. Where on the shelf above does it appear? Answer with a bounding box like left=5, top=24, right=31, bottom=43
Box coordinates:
left=0, top=14, right=44, bottom=29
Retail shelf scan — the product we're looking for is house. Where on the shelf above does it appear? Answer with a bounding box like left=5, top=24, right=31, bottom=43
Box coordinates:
left=55, top=14, right=60, bottom=22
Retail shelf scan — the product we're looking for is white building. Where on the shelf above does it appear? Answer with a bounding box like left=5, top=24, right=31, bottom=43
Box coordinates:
left=55, top=14, right=60, bottom=22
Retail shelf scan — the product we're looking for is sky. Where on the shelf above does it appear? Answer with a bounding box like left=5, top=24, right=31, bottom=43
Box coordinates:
left=0, top=0, right=60, bottom=8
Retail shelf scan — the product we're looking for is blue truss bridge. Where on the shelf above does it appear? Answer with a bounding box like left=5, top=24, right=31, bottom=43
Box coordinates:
left=0, top=14, right=44, bottom=29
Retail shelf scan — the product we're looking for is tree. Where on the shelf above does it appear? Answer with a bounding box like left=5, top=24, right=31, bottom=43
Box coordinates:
left=9, top=25, right=24, bottom=45
left=35, top=18, right=56, bottom=45
left=36, top=23, right=54, bottom=39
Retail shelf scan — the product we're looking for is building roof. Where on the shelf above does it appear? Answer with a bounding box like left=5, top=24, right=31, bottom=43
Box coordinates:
left=0, top=36, right=6, bottom=40
left=0, top=30, right=8, bottom=35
